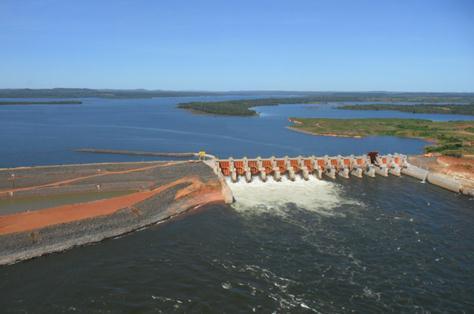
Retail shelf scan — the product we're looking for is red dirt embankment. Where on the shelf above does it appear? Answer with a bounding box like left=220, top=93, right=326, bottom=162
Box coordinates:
left=0, top=176, right=224, bottom=236
left=437, top=156, right=474, bottom=175
left=409, top=155, right=474, bottom=190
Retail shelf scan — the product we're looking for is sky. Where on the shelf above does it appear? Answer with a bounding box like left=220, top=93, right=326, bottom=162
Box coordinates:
left=0, top=0, right=473, bottom=92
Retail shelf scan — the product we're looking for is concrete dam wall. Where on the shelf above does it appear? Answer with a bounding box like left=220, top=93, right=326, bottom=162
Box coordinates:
left=214, top=153, right=472, bottom=196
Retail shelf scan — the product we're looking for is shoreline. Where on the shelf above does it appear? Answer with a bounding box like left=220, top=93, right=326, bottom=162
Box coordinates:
left=286, top=126, right=363, bottom=138
left=287, top=126, right=437, bottom=143
left=286, top=118, right=474, bottom=156
left=0, top=101, right=82, bottom=106
left=181, top=107, right=258, bottom=117
left=0, top=161, right=230, bottom=265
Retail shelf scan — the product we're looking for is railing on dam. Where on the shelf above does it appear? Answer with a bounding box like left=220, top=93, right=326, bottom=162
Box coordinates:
left=215, top=153, right=407, bottom=183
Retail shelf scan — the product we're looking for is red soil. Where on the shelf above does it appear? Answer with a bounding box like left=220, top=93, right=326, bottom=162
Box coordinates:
left=0, top=176, right=224, bottom=236
left=410, top=155, right=474, bottom=189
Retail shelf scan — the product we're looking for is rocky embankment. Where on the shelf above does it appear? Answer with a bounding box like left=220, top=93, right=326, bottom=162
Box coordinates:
left=408, top=155, right=474, bottom=196
left=0, top=161, right=230, bottom=265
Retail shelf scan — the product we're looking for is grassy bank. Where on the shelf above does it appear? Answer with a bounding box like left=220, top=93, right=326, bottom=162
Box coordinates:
left=0, top=100, right=82, bottom=105
left=338, top=104, right=474, bottom=115
left=289, top=118, right=474, bottom=157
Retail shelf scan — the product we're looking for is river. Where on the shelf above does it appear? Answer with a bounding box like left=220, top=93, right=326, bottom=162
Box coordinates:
left=0, top=96, right=473, bottom=312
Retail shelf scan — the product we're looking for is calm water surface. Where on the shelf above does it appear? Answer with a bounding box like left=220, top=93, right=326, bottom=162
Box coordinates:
left=0, top=96, right=443, bottom=167
left=0, top=97, right=473, bottom=312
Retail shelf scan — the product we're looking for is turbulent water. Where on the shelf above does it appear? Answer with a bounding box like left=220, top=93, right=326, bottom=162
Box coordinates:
left=229, top=176, right=361, bottom=217
left=1, top=96, right=474, bottom=312
left=1, top=176, right=472, bottom=312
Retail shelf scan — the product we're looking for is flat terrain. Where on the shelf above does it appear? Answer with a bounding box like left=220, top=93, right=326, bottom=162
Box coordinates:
left=338, top=104, right=474, bottom=115
left=288, top=118, right=474, bottom=157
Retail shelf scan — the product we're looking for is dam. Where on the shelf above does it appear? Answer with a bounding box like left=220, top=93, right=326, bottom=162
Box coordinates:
left=213, top=153, right=473, bottom=196
left=0, top=151, right=471, bottom=265
left=215, top=153, right=406, bottom=182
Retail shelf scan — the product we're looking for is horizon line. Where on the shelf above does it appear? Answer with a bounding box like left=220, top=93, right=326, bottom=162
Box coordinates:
left=1, top=88, right=474, bottom=94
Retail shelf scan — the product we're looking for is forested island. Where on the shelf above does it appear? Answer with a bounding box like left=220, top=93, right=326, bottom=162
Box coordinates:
left=339, top=104, right=474, bottom=115
left=288, top=118, right=474, bottom=157
left=177, top=94, right=474, bottom=116
left=178, top=98, right=304, bottom=116
left=0, top=100, right=82, bottom=105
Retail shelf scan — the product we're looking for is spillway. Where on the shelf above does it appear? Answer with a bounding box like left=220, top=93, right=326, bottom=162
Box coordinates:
left=210, top=153, right=471, bottom=196
left=215, top=153, right=406, bottom=182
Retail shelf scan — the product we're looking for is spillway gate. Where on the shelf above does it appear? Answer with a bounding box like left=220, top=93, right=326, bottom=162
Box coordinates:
left=215, top=154, right=407, bottom=182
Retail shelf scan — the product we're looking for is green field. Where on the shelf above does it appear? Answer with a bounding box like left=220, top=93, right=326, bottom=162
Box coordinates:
left=338, top=104, right=474, bottom=115
left=289, top=118, right=474, bottom=157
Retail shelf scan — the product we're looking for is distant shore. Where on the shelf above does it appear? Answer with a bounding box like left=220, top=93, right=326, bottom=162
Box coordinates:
left=0, top=100, right=82, bottom=105
left=338, top=103, right=474, bottom=115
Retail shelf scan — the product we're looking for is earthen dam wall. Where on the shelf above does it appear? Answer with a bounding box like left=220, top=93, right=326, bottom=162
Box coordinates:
left=0, top=161, right=229, bottom=265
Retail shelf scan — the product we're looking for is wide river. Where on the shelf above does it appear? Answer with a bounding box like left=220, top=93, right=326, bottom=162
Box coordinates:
left=0, top=96, right=473, bottom=312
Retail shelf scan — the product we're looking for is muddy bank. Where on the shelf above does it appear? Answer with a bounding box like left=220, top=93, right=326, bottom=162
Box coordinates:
left=0, top=161, right=228, bottom=265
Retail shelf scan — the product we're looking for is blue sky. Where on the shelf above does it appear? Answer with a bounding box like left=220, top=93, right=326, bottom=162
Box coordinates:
left=0, top=0, right=473, bottom=91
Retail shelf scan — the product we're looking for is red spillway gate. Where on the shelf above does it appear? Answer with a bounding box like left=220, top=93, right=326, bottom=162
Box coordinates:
left=216, top=154, right=407, bottom=182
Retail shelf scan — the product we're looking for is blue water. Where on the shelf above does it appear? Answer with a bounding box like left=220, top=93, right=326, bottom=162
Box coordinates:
left=1, top=96, right=473, bottom=312
left=3, top=97, right=469, bottom=168
left=263, top=102, right=474, bottom=121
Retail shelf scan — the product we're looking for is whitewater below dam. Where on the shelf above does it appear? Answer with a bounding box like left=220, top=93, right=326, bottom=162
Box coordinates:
left=0, top=96, right=473, bottom=312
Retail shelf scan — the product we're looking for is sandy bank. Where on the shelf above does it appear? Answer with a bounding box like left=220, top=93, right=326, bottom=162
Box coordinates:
left=286, top=126, right=363, bottom=138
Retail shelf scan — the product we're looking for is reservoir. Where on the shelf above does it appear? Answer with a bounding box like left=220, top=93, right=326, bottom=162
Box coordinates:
left=0, top=96, right=473, bottom=312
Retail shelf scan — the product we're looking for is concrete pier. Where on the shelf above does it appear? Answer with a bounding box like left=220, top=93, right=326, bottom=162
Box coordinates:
left=401, top=165, right=429, bottom=181
left=426, top=172, right=462, bottom=193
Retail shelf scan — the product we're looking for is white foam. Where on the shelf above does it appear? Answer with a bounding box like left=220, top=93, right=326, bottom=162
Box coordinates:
left=227, top=176, right=360, bottom=217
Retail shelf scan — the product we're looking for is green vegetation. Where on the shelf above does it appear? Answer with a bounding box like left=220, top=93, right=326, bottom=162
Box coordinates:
left=289, top=118, right=474, bottom=157
left=1, top=89, right=473, bottom=103
left=178, top=101, right=258, bottom=116
left=339, top=104, right=474, bottom=115
left=3, top=89, right=474, bottom=102
left=0, top=88, right=218, bottom=99
left=0, top=100, right=82, bottom=105
left=178, top=93, right=474, bottom=116
left=178, top=98, right=309, bottom=116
